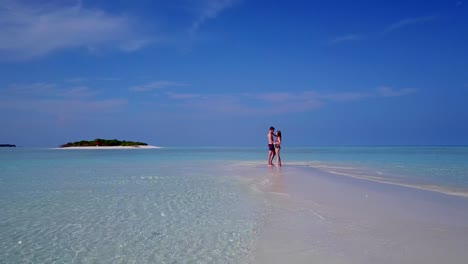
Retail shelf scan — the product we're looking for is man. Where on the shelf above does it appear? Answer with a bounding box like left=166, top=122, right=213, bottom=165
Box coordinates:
left=267, top=126, right=276, bottom=166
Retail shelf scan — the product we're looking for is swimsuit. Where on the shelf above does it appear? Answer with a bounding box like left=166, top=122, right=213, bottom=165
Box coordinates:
left=268, top=144, right=275, bottom=151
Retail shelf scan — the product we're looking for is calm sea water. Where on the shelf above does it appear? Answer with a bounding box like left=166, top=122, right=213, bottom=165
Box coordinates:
left=1, top=146, right=467, bottom=263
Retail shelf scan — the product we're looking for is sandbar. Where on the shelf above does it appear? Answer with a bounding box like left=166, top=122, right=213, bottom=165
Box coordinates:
left=250, top=164, right=468, bottom=264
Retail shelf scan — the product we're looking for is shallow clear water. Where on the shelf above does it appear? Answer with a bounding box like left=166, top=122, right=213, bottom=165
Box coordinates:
left=1, top=146, right=467, bottom=263
left=0, top=148, right=266, bottom=263
left=161, top=146, right=468, bottom=190
left=284, top=146, right=468, bottom=191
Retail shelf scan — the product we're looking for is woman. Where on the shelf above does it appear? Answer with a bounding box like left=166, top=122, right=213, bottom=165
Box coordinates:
left=275, top=130, right=282, bottom=166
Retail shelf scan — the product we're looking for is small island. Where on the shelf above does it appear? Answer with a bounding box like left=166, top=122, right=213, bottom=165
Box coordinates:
left=59, top=139, right=159, bottom=149
left=0, top=144, right=16, bottom=147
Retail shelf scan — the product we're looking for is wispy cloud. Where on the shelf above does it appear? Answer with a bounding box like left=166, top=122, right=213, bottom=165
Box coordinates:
left=163, top=87, right=415, bottom=116
left=319, top=91, right=371, bottom=101
left=66, top=77, right=122, bottom=82
left=1, top=82, right=126, bottom=122
left=0, top=0, right=151, bottom=60
left=61, top=86, right=98, bottom=98
left=331, top=16, right=438, bottom=45
left=65, top=77, right=87, bottom=83
left=0, top=98, right=127, bottom=114
left=162, top=92, right=320, bottom=116
left=129, top=81, right=187, bottom=92
left=377, top=86, right=417, bottom=97
left=166, top=92, right=202, bottom=99
left=189, top=0, right=238, bottom=35
left=384, top=16, right=437, bottom=34
left=4, top=82, right=98, bottom=98
left=96, top=77, right=122, bottom=81
left=330, top=34, right=362, bottom=45
left=4, top=82, right=58, bottom=96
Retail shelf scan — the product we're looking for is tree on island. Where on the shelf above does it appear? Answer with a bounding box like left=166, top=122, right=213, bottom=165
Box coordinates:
left=60, top=139, right=148, bottom=148
left=0, top=144, right=16, bottom=147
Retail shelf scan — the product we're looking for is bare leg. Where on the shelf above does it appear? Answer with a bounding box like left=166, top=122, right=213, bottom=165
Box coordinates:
left=268, top=149, right=276, bottom=166
left=276, top=148, right=282, bottom=166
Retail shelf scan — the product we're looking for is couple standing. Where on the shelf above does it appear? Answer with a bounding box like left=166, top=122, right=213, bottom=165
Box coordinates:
left=267, top=126, right=282, bottom=167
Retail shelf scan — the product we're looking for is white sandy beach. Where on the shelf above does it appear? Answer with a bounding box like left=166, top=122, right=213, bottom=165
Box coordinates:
left=250, top=164, right=468, bottom=264
left=54, top=145, right=161, bottom=149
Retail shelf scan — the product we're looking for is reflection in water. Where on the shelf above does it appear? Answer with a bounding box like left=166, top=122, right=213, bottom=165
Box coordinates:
left=269, top=166, right=287, bottom=195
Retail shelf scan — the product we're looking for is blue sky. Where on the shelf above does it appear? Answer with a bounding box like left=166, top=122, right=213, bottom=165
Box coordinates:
left=0, top=0, right=467, bottom=147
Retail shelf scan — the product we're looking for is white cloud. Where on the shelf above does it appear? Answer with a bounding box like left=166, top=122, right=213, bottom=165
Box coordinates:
left=96, top=77, right=122, bottom=81
left=330, top=34, right=362, bottom=44
left=4, top=82, right=58, bottom=96
left=247, top=92, right=307, bottom=103
left=61, top=86, right=98, bottom=98
left=189, top=0, right=238, bottom=34
left=0, top=98, right=127, bottom=113
left=0, top=0, right=151, bottom=60
left=384, top=16, right=437, bottom=33
left=320, top=92, right=371, bottom=101
left=129, top=81, right=187, bottom=92
left=4, top=82, right=97, bottom=98
left=166, top=92, right=202, bottom=99
left=377, top=86, right=417, bottom=97
left=0, top=81, right=127, bottom=122
left=119, top=39, right=153, bottom=52
left=163, top=87, right=416, bottom=116
left=65, top=77, right=87, bottom=83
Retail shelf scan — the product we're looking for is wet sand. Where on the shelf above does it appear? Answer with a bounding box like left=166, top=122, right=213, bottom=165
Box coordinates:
left=252, top=165, right=468, bottom=264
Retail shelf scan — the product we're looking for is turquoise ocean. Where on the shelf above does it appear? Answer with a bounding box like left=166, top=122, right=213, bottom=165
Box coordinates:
left=1, top=146, right=467, bottom=263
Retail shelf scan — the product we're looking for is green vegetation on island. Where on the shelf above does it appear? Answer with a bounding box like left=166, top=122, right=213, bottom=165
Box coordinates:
left=60, top=139, right=148, bottom=148
left=0, top=144, right=16, bottom=147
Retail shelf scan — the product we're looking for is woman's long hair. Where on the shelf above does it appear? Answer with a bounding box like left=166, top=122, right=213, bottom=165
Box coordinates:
left=277, top=130, right=282, bottom=141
